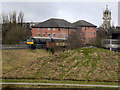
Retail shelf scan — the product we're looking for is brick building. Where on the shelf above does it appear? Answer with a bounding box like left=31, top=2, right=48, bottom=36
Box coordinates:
left=32, top=18, right=97, bottom=44
left=32, top=18, right=72, bottom=39
left=72, top=20, right=97, bottom=43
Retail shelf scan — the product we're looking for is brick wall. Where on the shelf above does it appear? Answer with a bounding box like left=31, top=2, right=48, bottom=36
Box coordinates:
left=32, top=27, right=70, bottom=38
left=82, top=27, right=96, bottom=43
left=32, top=27, right=96, bottom=44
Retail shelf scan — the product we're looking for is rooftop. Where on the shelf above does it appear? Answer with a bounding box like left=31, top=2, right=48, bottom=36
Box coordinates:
left=72, top=20, right=97, bottom=27
left=32, top=18, right=72, bottom=28
left=32, top=18, right=97, bottom=28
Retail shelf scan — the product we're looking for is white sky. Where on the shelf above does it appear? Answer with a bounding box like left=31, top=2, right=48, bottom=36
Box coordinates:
left=1, top=1, right=119, bottom=27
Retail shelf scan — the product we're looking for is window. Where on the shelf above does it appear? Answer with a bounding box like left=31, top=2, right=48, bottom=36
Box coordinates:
left=47, top=33, right=50, bottom=37
left=37, top=28, right=40, bottom=31
left=48, top=28, right=50, bottom=30
left=91, top=27, right=92, bottom=29
left=91, top=32, right=92, bottom=35
left=88, top=32, right=89, bottom=35
left=64, top=34, right=68, bottom=37
left=94, top=32, right=95, bottom=35
left=53, top=28, right=56, bottom=31
left=61, top=34, right=63, bottom=38
left=37, top=33, right=40, bottom=37
left=94, top=27, right=96, bottom=30
left=43, top=28, right=45, bottom=31
left=52, top=34, right=56, bottom=37
left=43, top=34, right=45, bottom=37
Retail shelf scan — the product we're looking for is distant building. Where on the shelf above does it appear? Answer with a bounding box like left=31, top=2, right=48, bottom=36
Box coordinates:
left=23, top=22, right=39, bottom=29
left=32, top=18, right=97, bottom=44
left=102, top=5, right=111, bottom=29
left=100, top=5, right=120, bottom=52
left=32, top=18, right=72, bottom=39
left=72, top=20, right=97, bottom=43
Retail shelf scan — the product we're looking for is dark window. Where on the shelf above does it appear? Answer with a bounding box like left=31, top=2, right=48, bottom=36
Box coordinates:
left=48, top=34, right=50, bottom=37
left=53, top=34, right=56, bottom=37
left=37, top=33, right=40, bottom=37
left=43, top=34, right=45, bottom=37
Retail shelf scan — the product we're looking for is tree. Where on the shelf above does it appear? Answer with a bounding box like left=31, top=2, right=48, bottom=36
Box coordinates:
left=2, top=11, right=31, bottom=44
left=4, top=24, right=30, bottom=44
left=11, top=11, right=17, bottom=23
left=90, top=27, right=112, bottom=48
left=18, top=11, right=24, bottom=26
left=2, top=13, right=9, bottom=24
left=67, top=28, right=85, bottom=50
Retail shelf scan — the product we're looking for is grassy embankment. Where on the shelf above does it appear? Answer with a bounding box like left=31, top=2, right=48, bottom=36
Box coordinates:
left=2, top=49, right=50, bottom=74
left=2, top=48, right=119, bottom=83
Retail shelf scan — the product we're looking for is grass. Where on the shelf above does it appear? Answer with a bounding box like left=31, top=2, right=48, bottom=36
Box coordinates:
left=2, top=48, right=120, bottom=82
left=2, top=79, right=119, bottom=85
left=2, top=49, right=50, bottom=74
left=2, top=79, right=119, bottom=89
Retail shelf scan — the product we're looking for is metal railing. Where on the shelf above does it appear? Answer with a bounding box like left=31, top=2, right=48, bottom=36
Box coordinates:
left=1, top=44, right=29, bottom=50
left=102, top=39, right=120, bottom=49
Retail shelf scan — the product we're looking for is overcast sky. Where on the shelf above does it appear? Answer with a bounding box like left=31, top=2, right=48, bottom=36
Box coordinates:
left=2, top=2, right=119, bottom=27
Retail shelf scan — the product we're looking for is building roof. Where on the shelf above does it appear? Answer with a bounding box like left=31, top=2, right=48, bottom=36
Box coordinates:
left=32, top=18, right=97, bottom=28
left=32, top=18, right=72, bottom=28
left=72, top=20, right=97, bottom=27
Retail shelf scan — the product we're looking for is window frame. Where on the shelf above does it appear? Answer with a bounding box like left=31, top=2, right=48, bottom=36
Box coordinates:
left=52, top=33, right=56, bottom=37
left=53, top=28, right=56, bottom=31
left=48, top=28, right=50, bottom=30
left=43, top=33, right=45, bottom=37
left=47, top=33, right=50, bottom=37
left=37, top=33, right=40, bottom=37
left=43, top=28, right=45, bottom=31
left=37, top=28, right=40, bottom=31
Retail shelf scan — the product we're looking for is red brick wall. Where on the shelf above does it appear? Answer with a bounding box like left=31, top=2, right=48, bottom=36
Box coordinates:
left=32, top=27, right=96, bottom=44
left=32, top=28, right=70, bottom=38
left=82, top=27, right=96, bottom=43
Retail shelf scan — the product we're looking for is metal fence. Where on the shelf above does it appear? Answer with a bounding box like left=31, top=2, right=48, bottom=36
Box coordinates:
left=102, top=39, right=120, bottom=48
left=102, top=39, right=120, bottom=52
left=1, top=44, right=29, bottom=50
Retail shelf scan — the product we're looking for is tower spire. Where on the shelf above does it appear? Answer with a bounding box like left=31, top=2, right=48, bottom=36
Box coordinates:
left=106, top=5, right=108, bottom=10
left=102, top=5, right=111, bottom=30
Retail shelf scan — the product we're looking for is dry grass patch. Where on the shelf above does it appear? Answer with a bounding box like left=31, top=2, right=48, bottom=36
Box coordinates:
left=2, top=49, right=49, bottom=74
left=2, top=48, right=120, bottom=82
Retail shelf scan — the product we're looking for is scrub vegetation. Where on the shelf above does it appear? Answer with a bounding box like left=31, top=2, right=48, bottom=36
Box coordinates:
left=2, top=48, right=119, bottom=82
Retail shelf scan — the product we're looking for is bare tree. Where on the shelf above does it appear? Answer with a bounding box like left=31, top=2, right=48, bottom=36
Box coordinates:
left=9, top=12, right=12, bottom=23
left=18, top=11, right=24, bottom=26
left=2, top=11, right=31, bottom=44
left=2, top=13, right=9, bottom=24
left=11, top=11, right=17, bottom=23
left=90, top=27, right=109, bottom=47
left=67, top=28, right=85, bottom=50
left=2, top=13, right=6, bottom=24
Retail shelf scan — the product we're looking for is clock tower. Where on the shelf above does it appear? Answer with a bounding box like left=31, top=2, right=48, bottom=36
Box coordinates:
left=102, top=5, right=111, bottom=29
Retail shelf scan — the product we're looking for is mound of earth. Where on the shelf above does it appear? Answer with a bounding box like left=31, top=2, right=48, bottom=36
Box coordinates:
left=3, top=48, right=119, bottom=82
